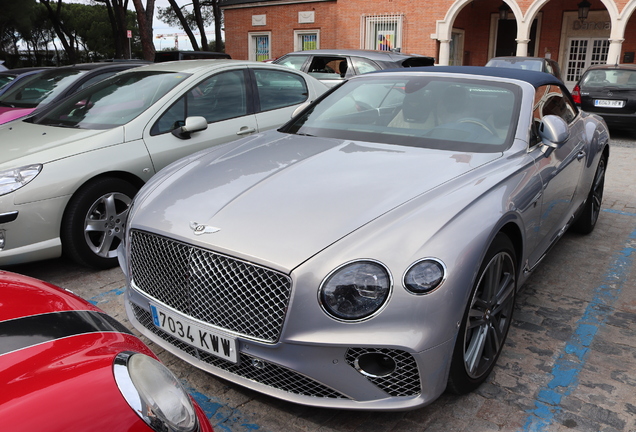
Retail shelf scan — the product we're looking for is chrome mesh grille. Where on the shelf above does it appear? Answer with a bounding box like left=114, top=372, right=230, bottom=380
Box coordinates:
left=345, top=347, right=421, bottom=397
left=130, top=230, right=292, bottom=343
left=132, top=303, right=348, bottom=399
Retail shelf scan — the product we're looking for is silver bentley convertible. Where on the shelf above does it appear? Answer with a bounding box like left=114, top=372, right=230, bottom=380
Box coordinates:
left=120, top=66, right=609, bottom=410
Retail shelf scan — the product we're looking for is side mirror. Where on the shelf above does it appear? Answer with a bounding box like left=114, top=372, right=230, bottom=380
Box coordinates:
left=172, top=116, right=208, bottom=139
left=538, top=115, right=569, bottom=155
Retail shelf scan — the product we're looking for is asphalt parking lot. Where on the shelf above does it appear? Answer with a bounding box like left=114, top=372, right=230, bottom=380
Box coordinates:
left=7, top=129, right=636, bottom=432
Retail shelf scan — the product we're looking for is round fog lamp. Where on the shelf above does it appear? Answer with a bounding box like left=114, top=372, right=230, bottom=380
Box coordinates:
left=404, top=258, right=446, bottom=294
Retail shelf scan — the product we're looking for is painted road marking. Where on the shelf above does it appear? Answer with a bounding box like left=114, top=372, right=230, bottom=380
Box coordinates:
left=521, top=217, right=636, bottom=431
left=90, top=208, right=635, bottom=431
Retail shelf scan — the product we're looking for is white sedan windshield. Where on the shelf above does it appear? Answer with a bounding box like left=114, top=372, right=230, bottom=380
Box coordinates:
left=35, top=71, right=189, bottom=129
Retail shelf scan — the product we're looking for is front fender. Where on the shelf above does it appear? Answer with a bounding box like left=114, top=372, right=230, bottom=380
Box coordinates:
left=283, top=152, right=536, bottom=353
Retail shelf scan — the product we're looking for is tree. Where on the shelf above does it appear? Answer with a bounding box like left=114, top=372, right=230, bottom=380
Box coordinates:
left=93, top=0, right=133, bottom=59
left=0, top=0, right=38, bottom=66
left=39, top=0, right=78, bottom=63
left=131, top=0, right=155, bottom=61
left=157, top=0, right=223, bottom=52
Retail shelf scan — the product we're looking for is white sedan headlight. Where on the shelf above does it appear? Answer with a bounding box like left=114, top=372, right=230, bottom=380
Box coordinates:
left=319, top=260, right=392, bottom=321
left=0, top=164, right=42, bottom=196
left=114, top=352, right=198, bottom=432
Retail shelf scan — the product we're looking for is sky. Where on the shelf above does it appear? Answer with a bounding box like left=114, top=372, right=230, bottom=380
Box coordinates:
left=151, top=0, right=196, bottom=50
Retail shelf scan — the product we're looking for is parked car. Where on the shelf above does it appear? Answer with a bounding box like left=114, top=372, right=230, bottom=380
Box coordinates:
left=120, top=66, right=609, bottom=410
left=0, top=270, right=214, bottom=432
left=0, top=60, right=327, bottom=268
left=155, top=51, right=231, bottom=62
left=485, top=56, right=562, bottom=80
left=0, top=60, right=7, bottom=71
left=571, top=63, right=636, bottom=132
left=0, top=62, right=147, bottom=125
left=273, top=49, right=435, bottom=87
left=0, top=67, right=50, bottom=97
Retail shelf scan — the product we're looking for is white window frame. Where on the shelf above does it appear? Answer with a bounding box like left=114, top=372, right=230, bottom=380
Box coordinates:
left=248, top=31, right=272, bottom=62
left=360, top=14, right=404, bottom=51
left=294, top=30, right=320, bottom=51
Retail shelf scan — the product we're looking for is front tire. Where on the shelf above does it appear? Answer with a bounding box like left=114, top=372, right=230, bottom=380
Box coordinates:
left=447, top=233, right=517, bottom=394
left=571, top=155, right=606, bottom=234
left=62, top=178, right=138, bottom=269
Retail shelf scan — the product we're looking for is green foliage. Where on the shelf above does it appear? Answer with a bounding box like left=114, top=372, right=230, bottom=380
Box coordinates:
left=157, top=4, right=215, bottom=31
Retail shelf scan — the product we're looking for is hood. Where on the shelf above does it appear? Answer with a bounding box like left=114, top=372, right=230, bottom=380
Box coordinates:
left=0, top=107, right=34, bottom=125
left=0, top=120, right=124, bottom=168
left=133, top=132, right=501, bottom=271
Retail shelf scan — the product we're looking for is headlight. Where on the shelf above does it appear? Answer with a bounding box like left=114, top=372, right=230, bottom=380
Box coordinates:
left=0, top=164, right=42, bottom=196
left=319, top=260, right=392, bottom=321
left=114, top=352, right=198, bottom=432
left=403, top=258, right=446, bottom=295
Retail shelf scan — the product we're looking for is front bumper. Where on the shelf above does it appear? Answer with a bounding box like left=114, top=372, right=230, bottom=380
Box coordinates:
left=0, top=195, right=67, bottom=266
left=125, top=292, right=453, bottom=411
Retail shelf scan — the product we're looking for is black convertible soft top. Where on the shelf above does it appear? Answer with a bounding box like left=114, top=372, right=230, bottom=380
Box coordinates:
left=379, top=65, right=562, bottom=88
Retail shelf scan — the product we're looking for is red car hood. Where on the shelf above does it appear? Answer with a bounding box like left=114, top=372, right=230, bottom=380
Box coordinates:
left=0, top=271, right=103, bottom=320
left=0, top=106, right=34, bottom=125
left=0, top=270, right=214, bottom=432
left=0, top=333, right=154, bottom=431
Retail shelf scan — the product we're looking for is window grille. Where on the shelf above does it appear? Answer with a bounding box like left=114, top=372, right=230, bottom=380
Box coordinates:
left=255, top=35, right=270, bottom=61
left=361, top=14, right=404, bottom=51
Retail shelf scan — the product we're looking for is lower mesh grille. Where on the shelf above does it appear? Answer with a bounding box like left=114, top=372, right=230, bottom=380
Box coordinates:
left=131, top=303, right=349, bottom=399
left=345, top=347, right=421, bottom=397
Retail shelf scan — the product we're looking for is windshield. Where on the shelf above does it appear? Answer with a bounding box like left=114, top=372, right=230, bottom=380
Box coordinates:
left=581, top=69, right=636, bottom=89
left=281, top=75, right=521, bottom=152
left=33, top=71, right=189, bottom=130
left=0, top=68, right=86, bottom=109
left=0, top=74, right=16, bottom=90
left=487, top=58, right=543, bottom=72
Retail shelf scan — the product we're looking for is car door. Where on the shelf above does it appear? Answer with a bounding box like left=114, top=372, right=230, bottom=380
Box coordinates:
left=142, top=67, right=258, bottom=172
left=528, top=84, right=587, bottom=266
left=250, top=67, right=313, bottom=131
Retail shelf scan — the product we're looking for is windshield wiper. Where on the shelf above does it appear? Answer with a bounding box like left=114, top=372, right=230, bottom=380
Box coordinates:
left=44, top=122, right=80, bottom=128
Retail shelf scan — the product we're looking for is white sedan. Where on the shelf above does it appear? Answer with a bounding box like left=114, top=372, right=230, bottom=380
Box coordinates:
left=0, top=60, right=327, bottom=268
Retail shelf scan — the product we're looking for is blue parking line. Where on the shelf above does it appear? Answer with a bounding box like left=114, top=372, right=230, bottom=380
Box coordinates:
left=87, top=289, right=262, bottom=431
left=521, top=215, right=636, bottom=431
left=87, top=286, right=125, bottom=305
left=186, top=386, right=261, bottom=431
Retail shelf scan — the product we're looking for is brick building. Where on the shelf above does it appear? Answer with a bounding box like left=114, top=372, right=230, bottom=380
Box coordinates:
left=219, top=0, right=636, bottom=88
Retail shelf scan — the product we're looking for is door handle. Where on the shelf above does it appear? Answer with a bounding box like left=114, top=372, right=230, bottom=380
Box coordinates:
left=236, top=127, right=256, bottom=136
left=576, top=150, right=586, bottom=160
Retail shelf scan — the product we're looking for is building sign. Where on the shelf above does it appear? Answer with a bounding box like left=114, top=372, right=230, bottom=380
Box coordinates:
left=573, top=20, right=611, bottom=31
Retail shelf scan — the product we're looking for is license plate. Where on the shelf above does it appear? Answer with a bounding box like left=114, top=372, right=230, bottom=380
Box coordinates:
left=150, top=303, right=238, bottom=363
left=594, top=99, right=624, bottom=108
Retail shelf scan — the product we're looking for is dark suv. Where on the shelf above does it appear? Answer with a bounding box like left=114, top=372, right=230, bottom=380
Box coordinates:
left=572, top=64, right=636, bottom=131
